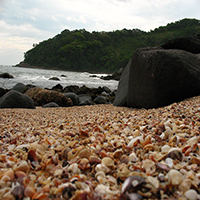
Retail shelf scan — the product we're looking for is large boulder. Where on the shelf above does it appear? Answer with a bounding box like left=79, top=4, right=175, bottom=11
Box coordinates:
left=114, top=41, right=200, bottom=108
left=25, top=87, right=72, bottom=107
left=0, top=90, right=35, bottom=109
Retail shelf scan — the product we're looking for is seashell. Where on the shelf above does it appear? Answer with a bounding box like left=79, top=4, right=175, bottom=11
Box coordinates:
left=15, top=171, right=27, bottom=179
left=75, top=181, right=90, bottom=192
left=117, top=164, right=131, bottom=178
left=78, top=148, right=91, bottom=159
left=125, top=192, right=143, bottom=200
left=11, top=184, right=25, bottom=199
left=28, top=149, right=38, bottom=162
left=184, top=189, right=198, bottom=200
left=106, top=175, right=117, bottom=186
left=32, top=192, right=49, bottom=200
left=166, top=169, right=184, bottom=186
left=24, top=185, right=36, bottom=198
left=165, top=158, right=174, bottom=168
left=78, top=158, right=90, bottom=170
left=95, top=184, right=118, bottom=196
left=161, top=145, right=171, bottom=153
left=129, top=152, right=139, bottom=163
left=190, top=156, right=200, bottom=165
left=101, top=157, right=115, bottom=168
left=89, top=156, right=101, bottom=164
left=156, top=163, right=171, bottom=172
left=167, top=148, right=183, bottom=161
left=127, top=136, right=143, bottom=148
left=121, top=175, right=145, bottom=194
left=187, top=136, right=198, bottom=146
left=142, top=159, right=156, bottom=175
left=14, top=161, right=29, bottom=173
left=113, top=149, right=123, bottom=160
left=95, top=164, right=111, bottom=174
left=68, top=163, right=81, bottom=174
left=179, top=178, right=192, bottom=192
left=62, top=186, right=76, bottom=200
left=95, top=171, right=106, bottom=184
left=1, top=169, right=15, bottom=182
left=147, top=176, right=159, bottom=189
left=157, top=173, right=165, bottom=182
left=3, top=192, right=15, bottom=200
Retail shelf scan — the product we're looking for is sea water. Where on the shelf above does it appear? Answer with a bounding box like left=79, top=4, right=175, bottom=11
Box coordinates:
left=0, top=66, right=118, bottom=91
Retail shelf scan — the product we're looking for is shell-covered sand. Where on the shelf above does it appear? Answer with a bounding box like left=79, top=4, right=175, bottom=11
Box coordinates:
left=0, top=98, right=200, bottom=199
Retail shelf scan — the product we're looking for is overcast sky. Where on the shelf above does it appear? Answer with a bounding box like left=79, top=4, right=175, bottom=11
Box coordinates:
left=0, top=0, right=200, bottom=65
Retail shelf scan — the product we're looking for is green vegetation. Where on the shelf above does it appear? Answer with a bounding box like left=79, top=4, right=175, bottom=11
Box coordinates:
left=24, top=18, right=200, bottom=73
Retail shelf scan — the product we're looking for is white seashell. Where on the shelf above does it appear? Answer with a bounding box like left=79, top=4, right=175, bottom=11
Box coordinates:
left=101, top=157, right=114, bottom=168
left=142, top=159, right=156, bottom=175
left=187, top=136, right=198, bottom=146
left=161, top=145, right=171, bottom=153
left=147, top=176, right=159, bottom=189
left=185, top=189, right=198, bottom=200
left=95, top=164, right=110, bottom=174
left=165, top=158, right=174, bottom=168
left=167, top=169, right=184, bottom=186
left=67, top=163, right=81, bottom=174
left=128, top=136, right=143, bottom=147
left=95, top=184, right=118, bottom=196
left=129, top=152, right=139, bottom=162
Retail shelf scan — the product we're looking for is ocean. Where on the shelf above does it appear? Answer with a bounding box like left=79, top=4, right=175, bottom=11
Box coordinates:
left=0, top=66, right=118, bottom=91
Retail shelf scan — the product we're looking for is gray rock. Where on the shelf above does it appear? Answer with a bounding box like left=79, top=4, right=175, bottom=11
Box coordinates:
left=114, top=46, right=200, bottom=108
left=42, top=102, right=59, bottom=108
left=78, top=94, right=94, bottom=106
left=0, top=90, right=35, bottom=109
left=63, top=92, right=79, bottom=106
left=94, top=96, right=108, bottom=104
left=12, top=83, right=28, bottom=93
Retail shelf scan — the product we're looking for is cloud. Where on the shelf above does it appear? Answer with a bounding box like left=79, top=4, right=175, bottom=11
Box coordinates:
left=0, top=0, right=200, bottom=65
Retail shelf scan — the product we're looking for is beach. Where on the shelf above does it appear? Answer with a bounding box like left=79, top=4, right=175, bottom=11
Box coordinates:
left=0, top=100, right=200, bottom=199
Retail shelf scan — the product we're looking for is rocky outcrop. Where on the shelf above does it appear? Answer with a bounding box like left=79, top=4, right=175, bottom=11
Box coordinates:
left=49, top=77, right=60, bottom=81
left=0, top=73, right=14, bottom=78
left=114, top=35, right=200, bottom=109
left=42, top=102, right=59, bottom=108
left=0, top=90, right=35, bottom=109
left=25, top=87, right=72, bottom=107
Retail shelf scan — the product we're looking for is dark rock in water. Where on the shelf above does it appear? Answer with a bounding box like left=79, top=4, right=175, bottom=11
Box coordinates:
left=25, top=87, right=72, bottom=107
left=52, top=84, right=63, bottom=92
left=63, top=92, right=79, bottom=106
left=0, top=72, right=14, bottom=78
left=61, top=74, right=67, bottom=77
left=49, top=77, right=60, bottom=81
left=12, top=83, right=28, bottom=93
left=42, top=102, right=59, bottom=108
left=93, top=96, right=108, bottom=104
left=0, top=90, right=35, bottom=109
left=102, top=86, right=111, bottom=94
left=100, top=68, right=123, bottom=81
left=114, top=37, right=200, bottom=109
left=78, top=94, right=94, bottom=106
left=0, top=88, right=9, bottom=98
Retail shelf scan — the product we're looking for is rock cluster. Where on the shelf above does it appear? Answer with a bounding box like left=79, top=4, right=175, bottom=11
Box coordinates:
left=114, top=35, right=200, bottom=109
left=0, top=83, right=115, bottom=109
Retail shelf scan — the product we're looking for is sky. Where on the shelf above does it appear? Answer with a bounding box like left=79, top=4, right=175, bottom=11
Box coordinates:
left=0, top=0, right=200, bottom=65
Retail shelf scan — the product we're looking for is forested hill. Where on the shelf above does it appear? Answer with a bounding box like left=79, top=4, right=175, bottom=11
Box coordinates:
left=22, top=18, right=200, bottom=73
